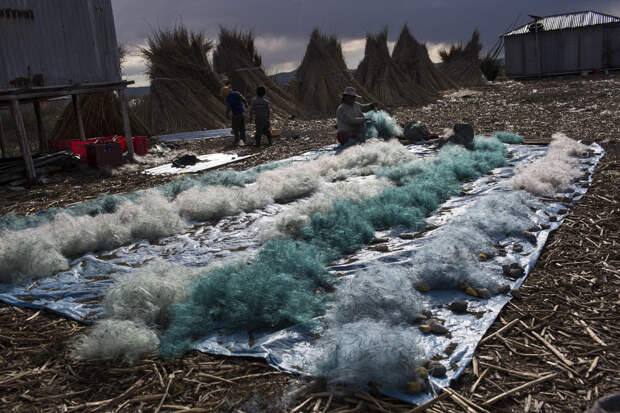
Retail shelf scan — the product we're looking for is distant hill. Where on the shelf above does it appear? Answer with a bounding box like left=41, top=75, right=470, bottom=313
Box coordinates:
left=270, top=68, right=356, bottom=85
left=270, top=70, right=297, bottom=85
left=270, top=57, right=505, bottom=86
left=126, top=86, right=150, bottom=98
left=432, top=58, right=505, bottom=69
left=269, top=60, right=504, bottom=86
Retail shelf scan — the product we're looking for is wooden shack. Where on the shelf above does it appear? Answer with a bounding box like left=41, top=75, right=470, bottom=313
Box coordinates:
left=503, top=11, right=620, bottom=78
left=0, top=0, right=134, bottom=182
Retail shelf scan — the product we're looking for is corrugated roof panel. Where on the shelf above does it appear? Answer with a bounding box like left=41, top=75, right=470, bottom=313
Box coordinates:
left=503, top=10, right=620, bottom=37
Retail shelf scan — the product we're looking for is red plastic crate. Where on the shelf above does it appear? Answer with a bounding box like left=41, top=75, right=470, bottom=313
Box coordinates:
left=93, top=136, right=148, bottom=155
left=71, top=140, right=97, bottom=162
left=132, top=136, right=148, bottom=155
left=66, top=136, right=147, bottom=162
left=48, top=139, right=74, bottom=152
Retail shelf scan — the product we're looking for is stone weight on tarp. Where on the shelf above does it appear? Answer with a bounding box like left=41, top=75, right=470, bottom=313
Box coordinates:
left=448, top=124, right=475, bottom=150
left=586, top=393, right=620, bottom=413
left=403, top=122, right=430, bottom=143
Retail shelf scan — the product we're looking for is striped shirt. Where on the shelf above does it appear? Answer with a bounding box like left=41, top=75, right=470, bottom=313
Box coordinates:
left=250, top=97, right=271, bottom=122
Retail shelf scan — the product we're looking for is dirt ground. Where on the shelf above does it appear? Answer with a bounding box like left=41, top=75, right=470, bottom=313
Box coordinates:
left=1, top=74, right=619, bottom=412
left=3, top=75, right=619, bottom=218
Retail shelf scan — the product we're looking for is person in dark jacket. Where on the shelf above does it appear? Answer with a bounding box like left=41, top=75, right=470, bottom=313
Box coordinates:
left=249, top=86, right=272, bottom=147
left=225, top=84, right=248, bottom=147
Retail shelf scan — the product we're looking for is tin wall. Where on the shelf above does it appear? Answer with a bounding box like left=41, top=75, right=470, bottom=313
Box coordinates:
left=0, top=0, right=120, bottom=90
left=505, top=24, right=620, bottom=77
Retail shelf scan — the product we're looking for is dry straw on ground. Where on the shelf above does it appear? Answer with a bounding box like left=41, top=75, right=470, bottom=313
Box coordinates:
left=439, top=29, right=488, bottom=87
left=392, top=25, right=458, bottom=93
left=1, top=75, right=619, bottom=413
left=289, top=29, right=379, bottom=116
left=142, top=25, right=228, bottom=134
left=213, top=28, right=307, bottom=119
left=355, top=29, right=436, bottom=107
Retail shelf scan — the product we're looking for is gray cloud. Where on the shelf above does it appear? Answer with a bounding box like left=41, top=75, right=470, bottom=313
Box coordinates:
left=112, top=0, right=620, bottom=83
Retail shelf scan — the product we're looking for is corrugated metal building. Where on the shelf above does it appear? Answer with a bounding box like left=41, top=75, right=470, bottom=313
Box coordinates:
left=0, top=0, right=121, bottom=88
left=0, top=0, right=135, bottom=181
left=502, top=11, right=620, bottom=78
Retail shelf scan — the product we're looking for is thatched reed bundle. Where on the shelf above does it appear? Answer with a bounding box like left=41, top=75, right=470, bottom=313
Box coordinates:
left=142, top=25, right=228, bottom=134
left=51, top=92, right=150, bottom=141
left=289, top=29, right=378, bottom=116
left=438, top=30, right=488, bottom=87
left=213, top=28, right=306, bottom=118
left=355, top=29, right=436, bottom=107
left=392, top=25, right=457, bottom=92
left=131, top=94, right=153, bottom=132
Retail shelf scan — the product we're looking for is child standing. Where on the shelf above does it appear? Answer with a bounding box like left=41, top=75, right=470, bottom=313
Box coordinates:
left=224, top=82, right=248, bottom=147
left=249, top=86, right=272, bottom=147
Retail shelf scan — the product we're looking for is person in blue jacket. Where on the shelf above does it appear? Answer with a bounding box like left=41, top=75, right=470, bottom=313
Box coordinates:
left=224, top=82, right=248, bottom=147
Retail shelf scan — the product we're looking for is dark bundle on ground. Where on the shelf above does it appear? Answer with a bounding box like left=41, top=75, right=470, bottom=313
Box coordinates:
left=355, top=29, right=436, bottom=107
left=480, top=33, right=505, bottom=82
left=392, top=25, right=458, bottom=93
left=439, top=29, right=488, bottom=87
left=480, top=53, right=502, bottom=81
left=213, top=27, right=307, bottom=118
left=50, top=92, right=151, bottom=141
left=142, top=25, right=228, bottom=134
left=289, top=29, right=379, bottom=116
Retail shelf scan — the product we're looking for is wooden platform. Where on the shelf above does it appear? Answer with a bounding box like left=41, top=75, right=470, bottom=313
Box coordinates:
left=522, top=137, right=552, bottom=145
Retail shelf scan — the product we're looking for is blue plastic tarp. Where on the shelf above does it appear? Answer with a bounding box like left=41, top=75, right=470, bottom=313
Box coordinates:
left=0, top=141, right=604, bottom=406
left=152, top=128, right=233, bottom=143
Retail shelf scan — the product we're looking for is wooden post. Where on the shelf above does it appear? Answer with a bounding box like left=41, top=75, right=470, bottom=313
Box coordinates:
left=33, top=100, right=48, bottom=154
left=119, top=87, right=135, bottom=159
left=0, top=111, right=7, bottom=158
left=10, top=99, right=37, bottom=182
left=72, top=94, right=86, bottom=141
left=535, top=27, right=542, bottom=79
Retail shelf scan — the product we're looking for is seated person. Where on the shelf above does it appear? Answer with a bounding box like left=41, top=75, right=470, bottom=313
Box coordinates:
left=336, top=86, right=376, bottom=145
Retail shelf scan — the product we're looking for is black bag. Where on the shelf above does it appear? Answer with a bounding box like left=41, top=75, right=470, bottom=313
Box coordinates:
left=403, top=122, right=430, bottom=142
left=172, top=154, right=199, bottom=168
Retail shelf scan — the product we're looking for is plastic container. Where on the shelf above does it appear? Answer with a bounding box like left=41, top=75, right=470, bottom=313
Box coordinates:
left=48, top=139, right=74, bottom=152
left=94, top=136, right=149, bottom=155
left=71, top=140, right=96, bottom=162
left=131, top=136, right=148, bottom=155
left=63, top=136, right=147, bottom=161
left=86, top=142, right=124, bottom=169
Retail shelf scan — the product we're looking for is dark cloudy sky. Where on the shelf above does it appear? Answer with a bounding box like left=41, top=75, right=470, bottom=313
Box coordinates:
left=111, top=0, right=620, bottom=86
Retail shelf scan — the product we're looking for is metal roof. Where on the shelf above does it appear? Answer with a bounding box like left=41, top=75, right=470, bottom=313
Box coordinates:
left=503, top=10, right=620, bottom=37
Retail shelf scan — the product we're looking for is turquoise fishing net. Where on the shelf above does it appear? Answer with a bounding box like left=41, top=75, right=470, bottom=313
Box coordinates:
left=159, top=239, right=331, bottom=357
left=494, top=131, right=524, bottom=144
left=0, top=160, right=288, bottom=232
left=157, top=160, right=288, bottom=199
left=160, top=136, right=509, bottom=357
left=360, top=110, right=404, bottom=141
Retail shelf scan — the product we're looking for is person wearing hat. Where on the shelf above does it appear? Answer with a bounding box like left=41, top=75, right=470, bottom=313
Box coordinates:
left=336, top=86, right=376, bottom=145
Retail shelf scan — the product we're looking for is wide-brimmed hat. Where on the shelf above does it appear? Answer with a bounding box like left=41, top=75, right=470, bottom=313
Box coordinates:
left=342, top=86, right=361, bottom=98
